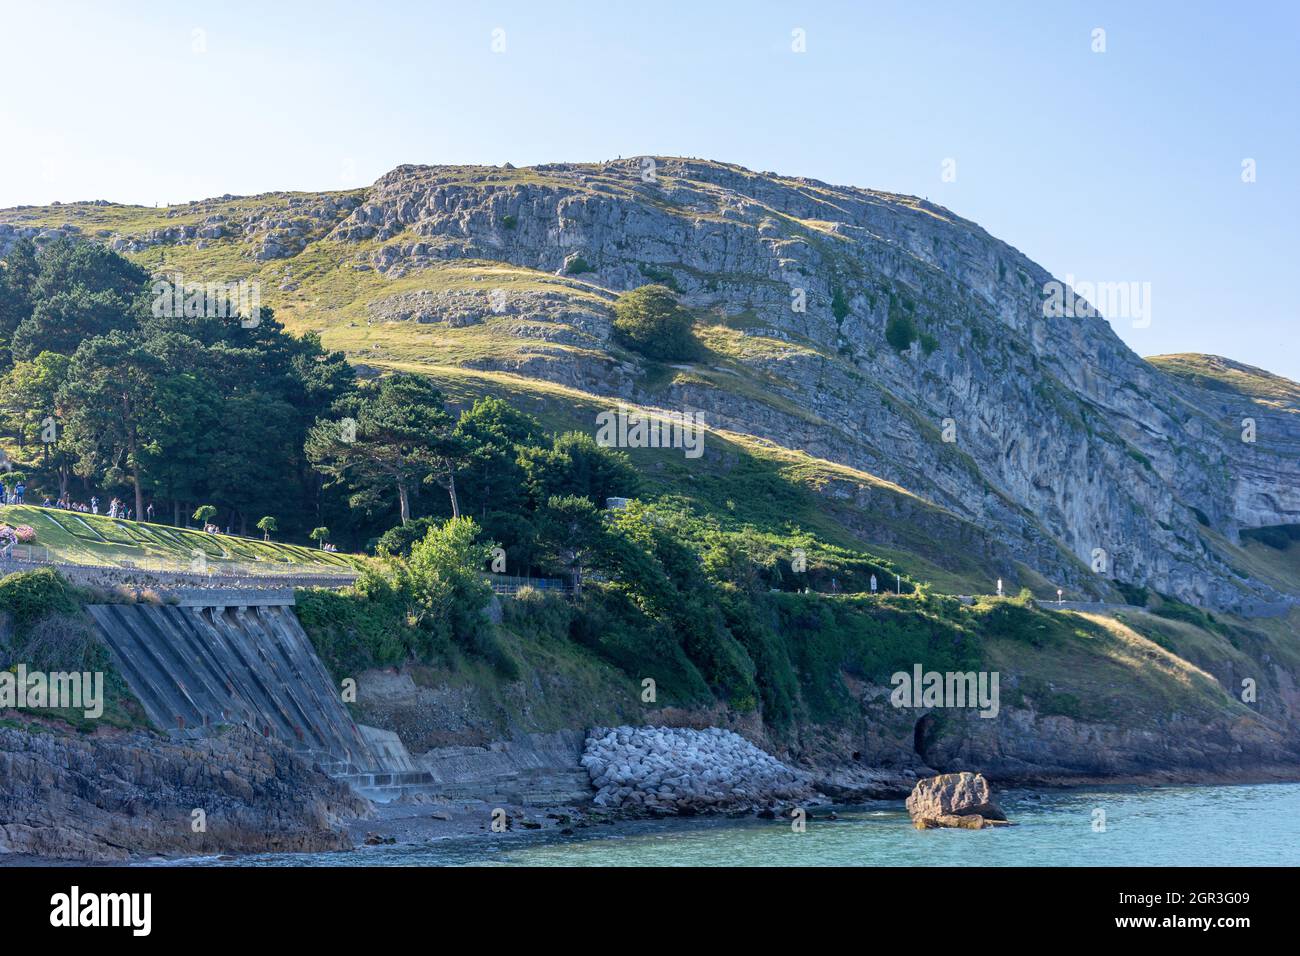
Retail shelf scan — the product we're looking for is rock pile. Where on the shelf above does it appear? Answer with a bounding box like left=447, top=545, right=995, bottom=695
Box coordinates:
left=905, top=771, right=1011, bottom=829
left=582, top=726, right=815, bottom=813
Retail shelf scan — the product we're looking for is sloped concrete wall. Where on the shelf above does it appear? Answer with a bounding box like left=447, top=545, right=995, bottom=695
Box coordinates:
left=87, top=602, right=386, bottom=773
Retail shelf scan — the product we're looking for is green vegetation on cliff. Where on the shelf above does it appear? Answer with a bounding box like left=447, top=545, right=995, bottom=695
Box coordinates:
left=0, top=568, right=144, bottom=729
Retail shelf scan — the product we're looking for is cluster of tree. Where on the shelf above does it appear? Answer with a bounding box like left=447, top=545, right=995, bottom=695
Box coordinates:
left=305, top=376, right=641, bottom=573
left=611, top=284, right=698, bottom=361
left=335, top=480, right=932, bottom=723
left=0, top=239, right=647, bottom=550
left=0, top=238, right=356, bottom=538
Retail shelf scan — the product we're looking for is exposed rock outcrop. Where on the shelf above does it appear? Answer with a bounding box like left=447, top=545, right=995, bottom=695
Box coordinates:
left=0, top=722, right=368, bottom=861
left=906, top=771, right=1010, bottom=829
left=325, top=160, right=1300, bottom=612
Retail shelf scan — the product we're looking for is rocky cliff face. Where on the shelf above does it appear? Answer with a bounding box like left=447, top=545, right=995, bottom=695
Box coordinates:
left=381, top=160, right=1300, bottom=610
left=0, top=721, right=368, bottom=861
left=4, top=158, right=1296, bottom=610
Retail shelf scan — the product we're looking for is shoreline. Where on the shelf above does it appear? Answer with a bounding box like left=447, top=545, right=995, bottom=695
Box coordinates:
left=147, top=775, right=1300, bottom=865
left=343, top=769, right=1300, bottom=851
left=12, top=772, right=1300, bottom=867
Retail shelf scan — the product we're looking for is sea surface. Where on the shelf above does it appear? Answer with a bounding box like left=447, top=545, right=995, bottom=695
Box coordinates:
left=174, top=782, right=1300, bottom=867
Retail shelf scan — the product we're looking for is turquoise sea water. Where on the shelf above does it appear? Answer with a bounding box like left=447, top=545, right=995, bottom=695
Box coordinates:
left=181, top=783, right=1300, bottom=867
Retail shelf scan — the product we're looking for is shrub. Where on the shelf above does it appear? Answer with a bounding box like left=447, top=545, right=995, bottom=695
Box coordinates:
left=886, top=313, right=918, bottom=351
left=1152, top=596, right=1222, bottom=634
left=374, top=516, right=439, bottom=557
left=612, top=284, right=697, bottom=361
left=293, top=580, right=414, bottom=677
left=568, top=585, right=712, bottom=704
left=408, top=517, right=518, bottom=678
left=1115, top=582, right=1150, bottom=607
left=831, top=286, right=850, bottom=321
left=501, top=587, right=572, bottom=642
left=0, top=568, right=80, bottom=638
left=17, top=612, right=107, bottom=674
left=638, top=263, right=680, bottom=291
left=1241, top=524, right=1300, bottom=550
left=974, top=593, right=1059, bottom=648
left=0, top=569, right=114, bottom=680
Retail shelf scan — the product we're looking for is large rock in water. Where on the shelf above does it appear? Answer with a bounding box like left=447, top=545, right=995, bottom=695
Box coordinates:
left=905, top=772, right=1010, bottom=830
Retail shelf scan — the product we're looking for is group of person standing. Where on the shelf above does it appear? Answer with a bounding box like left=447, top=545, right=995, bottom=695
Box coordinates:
left=27, top=494, right=155, bottom=523
left=0, top=481, right=25, bottom=505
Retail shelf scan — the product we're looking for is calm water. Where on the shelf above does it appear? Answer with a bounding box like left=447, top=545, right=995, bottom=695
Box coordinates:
left=177, top=783, right=1300, bottom=867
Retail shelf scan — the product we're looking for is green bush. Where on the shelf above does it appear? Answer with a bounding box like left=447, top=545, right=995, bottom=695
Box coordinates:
left=886, top=313, right=918, bottom=351
left=408, top=517, right=517, bottom=677
left=0, top=568, right=140, bottom=728
left=638, top=263, right=680, bottom=291
left=831, top=286, right=850, bottom=321
left=1241, top=524, right=1300, bottom=550
left=373, top=517, right=439, bottom=557
left=973, top=592, right=1059, bottom=648
left=294, top=571, right=417, bottom=677
left=0, top=568, right=80, bottom=638
left=769, top=593, right=982, bottom=721
left=612, top=284, right=697, bottom=361
left=1115, top=582, right=1150, bottom=607
left=1153, top=596, right=1222, bottom=634
left=501, top=587, right=573, bottom=642
left=569, top=585, right=712, bottom=705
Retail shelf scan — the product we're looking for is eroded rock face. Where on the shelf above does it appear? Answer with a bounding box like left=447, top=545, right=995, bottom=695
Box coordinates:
left=319, top=159, right=1300, bottom=612
left=905, top=771, right=1009, bottom=829
left=0, top=723, right=369, bottom=861
left=582, top=725, right=816, bottom=813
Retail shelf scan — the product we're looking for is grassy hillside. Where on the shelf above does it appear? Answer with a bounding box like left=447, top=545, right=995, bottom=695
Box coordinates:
left=374, top=363, right=1011, bottom=595
left=1148, top=353, right=1300, bottom=409
left=0, top=505, right=362, bottom=574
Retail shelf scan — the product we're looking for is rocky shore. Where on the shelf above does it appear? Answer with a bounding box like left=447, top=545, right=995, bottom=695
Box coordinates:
left=0, top=720, right=368, bottom=862
left=6, top=709, right=1299, bottom=863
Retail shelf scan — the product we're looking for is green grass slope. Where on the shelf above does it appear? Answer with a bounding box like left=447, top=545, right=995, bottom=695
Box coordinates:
left=0, top=505, right=362, bottom=574
left=373, top=362, right=1012, bottom=595
left=1148, top=353, right=1300, bottom=409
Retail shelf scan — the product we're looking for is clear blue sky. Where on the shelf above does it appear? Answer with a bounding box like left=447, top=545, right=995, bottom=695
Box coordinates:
left=2, top=1, right=1296, bottom=378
